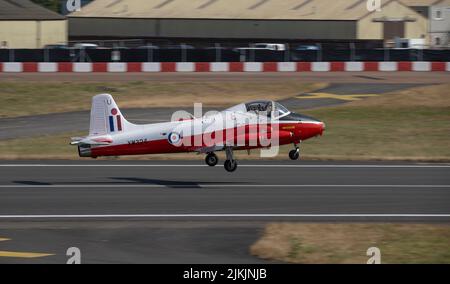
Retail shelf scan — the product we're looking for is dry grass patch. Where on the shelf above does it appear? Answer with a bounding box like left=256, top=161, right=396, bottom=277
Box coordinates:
left=0, top=81, right=325, bottom=118
left=347, top=83, right=450, bottom=108
left=300, top=84, right=450, bottom=161
left=250, top=223, right=450, bottom=264
left=1, top=83, right=448, bottom=161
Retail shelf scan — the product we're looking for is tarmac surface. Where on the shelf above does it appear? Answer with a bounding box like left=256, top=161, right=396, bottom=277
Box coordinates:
left=0, top=160, right=449, bottom=263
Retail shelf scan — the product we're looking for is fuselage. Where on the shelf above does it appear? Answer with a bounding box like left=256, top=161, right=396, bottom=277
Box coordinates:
left=87, top=110, right=325, bottom=158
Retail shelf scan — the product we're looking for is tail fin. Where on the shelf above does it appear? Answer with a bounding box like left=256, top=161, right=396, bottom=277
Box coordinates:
left=89, top=94, right=132, bottom=136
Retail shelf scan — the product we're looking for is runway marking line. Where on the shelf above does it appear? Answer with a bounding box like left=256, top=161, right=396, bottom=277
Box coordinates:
left=0, top=214, right=449, bottom=219
left=0, top=237, right=54, bottom=258
left=0, top=184, right=448, bottom=188
left=0, top=251, right=54, bottom=258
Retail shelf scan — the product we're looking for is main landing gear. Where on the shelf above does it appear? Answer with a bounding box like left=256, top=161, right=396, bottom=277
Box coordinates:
left=205, top=148, right=238, bottom=172
left=289, top=143, right=300, bottom=160
left=205, top=152, right=219, bottom=167
left=224, top=146, right=238, bottom=172
left=205, top=149, right=238, bottom=172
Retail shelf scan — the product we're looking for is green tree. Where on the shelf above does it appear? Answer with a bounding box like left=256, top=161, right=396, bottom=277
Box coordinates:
left=31, top=0, right=60, bottom=12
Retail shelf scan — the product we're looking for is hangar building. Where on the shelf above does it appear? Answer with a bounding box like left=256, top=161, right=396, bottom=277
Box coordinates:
left=68, top=0, right=428, bottom=45
left=0, top=0, right=67, bottom=48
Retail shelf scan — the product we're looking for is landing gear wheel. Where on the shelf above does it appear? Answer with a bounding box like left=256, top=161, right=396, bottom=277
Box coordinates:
left=224, top=146, right=237, bottom=172
left=289, top=149, right=300, bottom=160
left=224, top=160, right=238, bottom=172
left=205, top=153, right=218, bottom=167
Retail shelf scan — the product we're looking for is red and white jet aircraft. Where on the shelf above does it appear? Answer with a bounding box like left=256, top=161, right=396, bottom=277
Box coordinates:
left=71, top=94, right=325, bottom=172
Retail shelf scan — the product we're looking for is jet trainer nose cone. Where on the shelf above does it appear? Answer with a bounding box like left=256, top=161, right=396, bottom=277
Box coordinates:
left=320, top=122, right=325, bottom=135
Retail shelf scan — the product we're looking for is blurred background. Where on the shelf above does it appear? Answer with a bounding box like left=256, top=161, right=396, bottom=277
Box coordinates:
left=0, top=0, right=449, bottom=265
left=0, top=0, right=449, bottom=62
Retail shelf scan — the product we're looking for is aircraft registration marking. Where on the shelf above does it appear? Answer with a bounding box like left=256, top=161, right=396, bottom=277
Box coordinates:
left=128, top=139, right=148, bottom=144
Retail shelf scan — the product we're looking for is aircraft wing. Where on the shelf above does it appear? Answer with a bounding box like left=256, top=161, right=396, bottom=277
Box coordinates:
left=188, top=145, right=224, bottom=153
left=223, top=130, right=293, bottom=146
left=186, top=130, right=293, bottom=152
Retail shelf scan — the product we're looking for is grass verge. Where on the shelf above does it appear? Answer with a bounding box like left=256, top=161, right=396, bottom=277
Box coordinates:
left=0, top=84, right=448, bottom=161
left=250, top=223, right=450, bottom=264
left=299, top=84, right=450, bottom=161
left=0, top=81, right=324, bottom=118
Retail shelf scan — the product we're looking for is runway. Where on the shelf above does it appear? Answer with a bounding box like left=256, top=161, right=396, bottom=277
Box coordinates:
left=0, top=160, right=448, bottom=263
left=1, top=160, right=449, bottom=218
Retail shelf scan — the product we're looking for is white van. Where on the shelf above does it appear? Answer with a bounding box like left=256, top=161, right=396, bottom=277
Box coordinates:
left=251, top=43, right=287, bottom=51
left=234, top=43, right=287, bottom=52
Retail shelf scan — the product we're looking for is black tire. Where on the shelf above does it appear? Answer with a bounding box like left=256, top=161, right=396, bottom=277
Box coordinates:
left=289, top=149, right=300, bottom=160
left=205, top=153, right=218, bottom=167
left=224, top=160, right=238, bottom=172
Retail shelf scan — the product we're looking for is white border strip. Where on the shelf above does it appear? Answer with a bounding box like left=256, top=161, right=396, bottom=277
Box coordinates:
left=142, top=62, right=161, bottom=72
left=3, top=62, right=22, bottom=72
left=312, top=62, right=330, bottom=72
left=379, top=61, right=397, bottom=71
left=277, top=62, right=296, bottom=72
left=244, top=62, right=262, bottom=72
left=0, top=214, right=448, bottom=219
left=107, top=62, right=127, bottom=72
left=176, top=62, right=195, bottom=72
left=210, top=62, right=229, bottom=72
left=0, top=184, right=448, bottom=188
left=413, top=61, right=431, bottom=71
left=345, top=62, right=364, bottom=71
left=38, top=62, right=57, bottom=72
left=73, top=62, right=92, bottom=73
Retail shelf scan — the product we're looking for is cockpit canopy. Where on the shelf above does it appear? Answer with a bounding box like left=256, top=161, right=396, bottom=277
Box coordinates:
left=245, top=100, right=290, bottom=116
left=226, top=100, right=291, bottom=118
left=241, top=100, right=290, bottom=118
left=225, top=100, right=321, bottom=123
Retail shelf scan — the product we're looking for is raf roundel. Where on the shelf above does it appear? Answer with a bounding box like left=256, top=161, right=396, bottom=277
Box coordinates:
left=111, top=108, right=118, bottom=115
left=168, top=132, right=181, bottom=145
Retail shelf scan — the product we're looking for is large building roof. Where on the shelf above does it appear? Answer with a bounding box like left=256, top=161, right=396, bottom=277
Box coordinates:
left=399, top=0, right=449, bottom=6
left=0, top=0, right=65, bottom=20
left=70, top=0, right=401, bottom=20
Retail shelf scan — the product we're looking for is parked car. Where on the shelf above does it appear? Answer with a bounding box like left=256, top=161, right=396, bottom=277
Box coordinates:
left=295, top=45, right=321, bottom=51
left=234, top=43, right=286, bottom=52
left=73, top=43, right=99, bottom=49
left=251, top=43, right=286, bottom=51
left=44, top=44, right=69, bottom=49
left=137, top=45, right=160, bottom=49
left=163, top=44, right=195, bottom=49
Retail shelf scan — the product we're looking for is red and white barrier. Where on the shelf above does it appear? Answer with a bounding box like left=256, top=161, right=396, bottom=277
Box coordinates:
left=0, top=62, right=448, bottom=73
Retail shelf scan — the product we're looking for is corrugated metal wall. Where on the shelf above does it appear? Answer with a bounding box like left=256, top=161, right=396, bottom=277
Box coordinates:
left=0, top=20, right=67, bottom=48
left=69, top=18, right=357, bottom=40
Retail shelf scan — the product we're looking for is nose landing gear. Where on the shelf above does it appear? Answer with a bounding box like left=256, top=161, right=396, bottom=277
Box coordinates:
left=289, top=143, right=300, bottom=160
